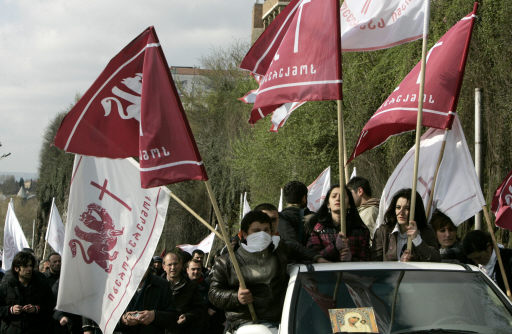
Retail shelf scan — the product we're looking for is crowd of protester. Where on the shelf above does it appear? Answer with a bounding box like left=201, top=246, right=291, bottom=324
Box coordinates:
left=0, top=177, right=511, bottom=333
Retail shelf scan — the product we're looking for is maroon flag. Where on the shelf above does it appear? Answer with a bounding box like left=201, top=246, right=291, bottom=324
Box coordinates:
left=54, top=27, right=208, bottom=188
left=492, top=170, right=512, bottom=231
left=240, top=0, right=342, bottom=124
left=348, top=6, right=477, bottom=162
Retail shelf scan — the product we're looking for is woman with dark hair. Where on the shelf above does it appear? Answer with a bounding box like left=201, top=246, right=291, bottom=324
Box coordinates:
left=306, top=185, right=370, bottom=262
left=371, top=188, right=440, bottom=262
left=430, top=210, right=466, bottom=262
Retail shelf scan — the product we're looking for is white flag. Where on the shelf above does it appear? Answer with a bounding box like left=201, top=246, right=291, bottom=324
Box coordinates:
left=308, top=167, right=331, bottom=212
left=57, top=156, right=170, bottom=334
left=278, top=188, right=284, bottom=212
left=350, top=167, right=357, bottom=180
left=243, top=192, right=251, bottom=218
left=2, top=199, right=29, bottom=270
left=341, top=0, right=426, bottom=52
left=45, top=198, right=66, bottom=255
left=177, top=232, right=215, bottom=255
left=376, top=116, right=485, bottom=227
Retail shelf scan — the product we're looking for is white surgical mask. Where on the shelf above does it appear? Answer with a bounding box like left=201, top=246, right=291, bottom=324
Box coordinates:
left=241, top=231, right=272, bottom=253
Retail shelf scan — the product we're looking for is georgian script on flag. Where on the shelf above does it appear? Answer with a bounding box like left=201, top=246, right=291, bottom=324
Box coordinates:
left=54, top=27, right=207, bottom=188
left=340, top=0, right=425, bottom=52
left=240, top=0, right=342, bottom=124
left=57, top=155, right=170, bottom=334
left=349, top=9, right=477, bottom=162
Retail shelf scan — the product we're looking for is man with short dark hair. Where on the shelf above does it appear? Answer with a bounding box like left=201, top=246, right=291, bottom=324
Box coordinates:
left=278, top=181, right=327, bottom=263
left=254, top=203, right=279, bottom=235
left=163, top=251, right=206, bottom=333
left=44, top=252, right=61, bottom=287
left=463, top=230, right=512, bottom=293
left=209, top=211, right=289, bottom=333
left=347, top=176, right=380, bottom=238
left=0, top=251, right=55, bottom=333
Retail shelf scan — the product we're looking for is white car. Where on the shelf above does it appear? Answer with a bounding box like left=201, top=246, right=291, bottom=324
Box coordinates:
left=275, top=262, right=512, bottom=334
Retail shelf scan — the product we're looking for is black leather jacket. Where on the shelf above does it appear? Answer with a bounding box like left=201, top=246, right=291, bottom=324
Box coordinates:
left=208, top=244, right=289, bottom=330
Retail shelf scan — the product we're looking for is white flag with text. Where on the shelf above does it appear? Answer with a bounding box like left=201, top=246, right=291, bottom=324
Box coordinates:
left=2, top=199, right=29, bottom=270
left=308, top=167, right=331, bottom=212
left=45, top=198, right=66, bottom=255
left=376, top=116, right=485, bottom=227
left=341, top=0, right=425, bottom=52
left=57, top=155, right=170, bottom=334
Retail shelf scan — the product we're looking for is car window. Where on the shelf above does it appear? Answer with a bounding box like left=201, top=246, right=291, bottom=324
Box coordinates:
left=291, top=270, right=512, bottom=334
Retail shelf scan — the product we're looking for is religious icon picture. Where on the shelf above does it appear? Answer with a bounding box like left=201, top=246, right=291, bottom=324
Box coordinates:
left=328, top=307, right=379, bottom=333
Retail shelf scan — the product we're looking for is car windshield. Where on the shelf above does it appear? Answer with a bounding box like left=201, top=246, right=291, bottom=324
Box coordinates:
left=291, top=269, right=512, bottom=334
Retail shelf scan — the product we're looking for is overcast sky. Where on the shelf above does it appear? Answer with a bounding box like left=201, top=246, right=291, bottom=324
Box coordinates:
left=0, top=0, right=255, bottom=175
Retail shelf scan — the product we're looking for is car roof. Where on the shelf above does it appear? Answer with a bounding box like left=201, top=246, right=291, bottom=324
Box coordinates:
left=290, top=261, right=479, bottom=275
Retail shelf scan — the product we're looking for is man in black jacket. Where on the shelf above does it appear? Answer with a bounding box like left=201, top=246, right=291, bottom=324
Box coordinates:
left=278, top=181, right=328, bottom=263
left=117, top=262, right=179, bottom=334
left=163, top=251, right=206, bottom=334
left=209, top=211, right=289, bottom=333
left=0, top=251, right=55, bottom=333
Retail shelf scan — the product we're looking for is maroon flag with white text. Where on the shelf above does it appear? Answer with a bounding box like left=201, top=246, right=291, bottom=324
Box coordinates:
left=240, top=0, right=342, bottom=124
left=492, top=170, right=512, bottom=231
left=348, top=6, right=477, bottom=162
left=54, top=27, right=208, bottom=188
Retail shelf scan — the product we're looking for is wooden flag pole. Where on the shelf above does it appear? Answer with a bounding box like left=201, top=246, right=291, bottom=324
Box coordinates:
left=408, top=0, right=431, bottom=251
left=335, top=0, right=346, bottom=234
left=31, top=219, right=35, bottom=249
left=204, top=180, right=258, bottom=322
left=482, top=206, right=512, bottom=298
left=160, top=187, right=223, bottom=240
left=342, top=124, right=349, bottom=182
left=338, top=101, right=347, bottom=234
left=425, top=130, right=449, bottom=218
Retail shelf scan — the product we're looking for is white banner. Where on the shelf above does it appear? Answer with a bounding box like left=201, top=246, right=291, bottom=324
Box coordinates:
left=376, top=116, right=485, bottom=227
left=2, top=199, right=29, bottom=270
left=177, top=232, right=215, bottom=255
left=243, top=192, right=251, bottom=218
left=308, top=166, right=331, bottom=212
left=57, top=156, right=170, bottom=334
left=341, top=0, right=425, bottom=52
left=45, top=198, right=65, bottom=255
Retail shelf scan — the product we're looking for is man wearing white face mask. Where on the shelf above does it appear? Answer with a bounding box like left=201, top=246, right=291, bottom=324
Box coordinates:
left=208, top=211, right=288, bottom=334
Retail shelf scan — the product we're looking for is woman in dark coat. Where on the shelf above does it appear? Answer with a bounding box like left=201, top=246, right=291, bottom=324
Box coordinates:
left=371, top=188, right=441, bottom=262
left=306, top=185, right=370, bottom=262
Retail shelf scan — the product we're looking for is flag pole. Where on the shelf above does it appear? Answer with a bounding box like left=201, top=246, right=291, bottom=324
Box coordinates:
left=31, top=219, right=35, bottom=249
left=425, top=130, right=449, bottom=218
left=482, top=206, right=512, bottom=298
left=160, top=187, right=223, bottom=240
left=408, top=0, right=430, bottom=251
left=335, top=0, right=347, bottom=234
left=43, top=197, right=55, bottom=260
left=204, top=180, right=258, bottom=322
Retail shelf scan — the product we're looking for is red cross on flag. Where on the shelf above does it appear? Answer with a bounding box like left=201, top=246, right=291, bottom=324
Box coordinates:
left=240, top=0, right=342, bottom=124
left=349, top=6, right=478, bottom=162
left=54, top=27, right=208, bottom=188
left=57, top=155, right=170, bottom=334
left=492, top=170, right=512, bottom=231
